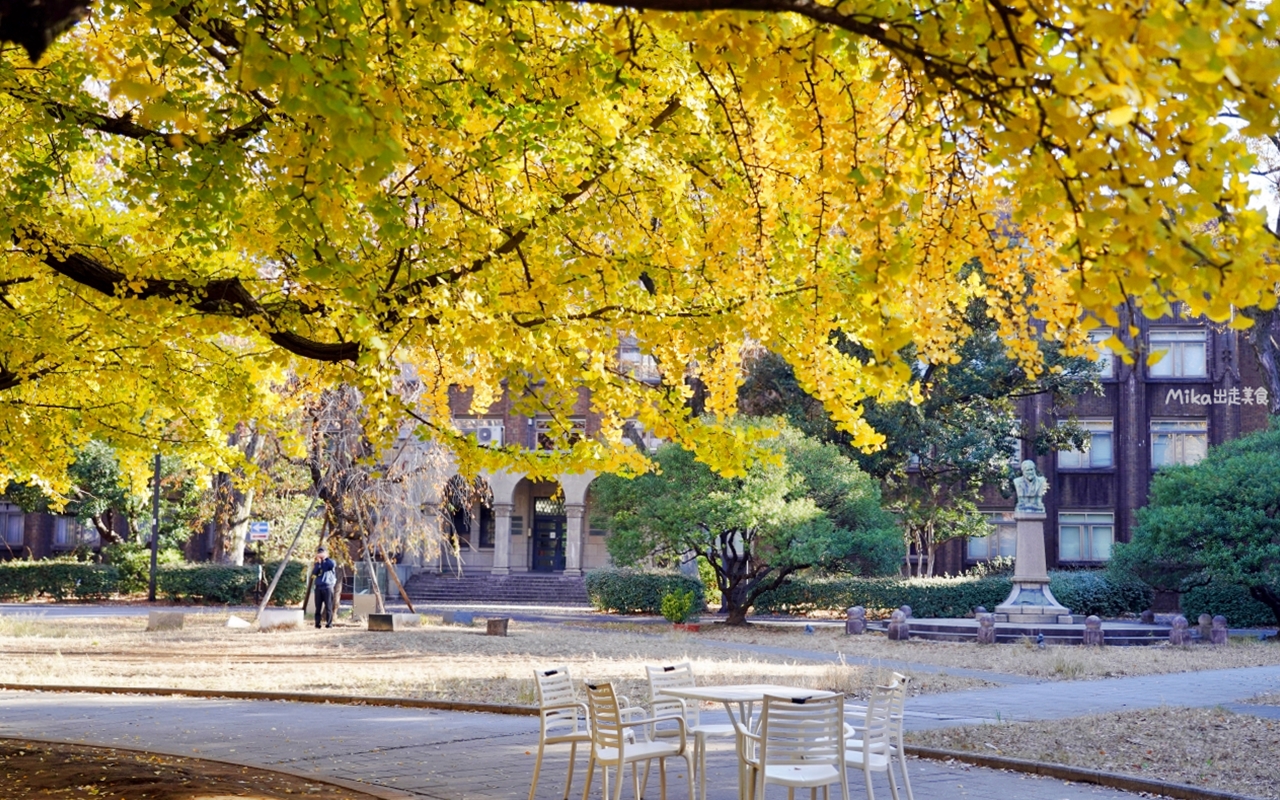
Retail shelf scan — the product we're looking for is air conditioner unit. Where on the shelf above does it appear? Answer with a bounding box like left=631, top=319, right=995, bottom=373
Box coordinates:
left=474, top=425, right=504, bottom=447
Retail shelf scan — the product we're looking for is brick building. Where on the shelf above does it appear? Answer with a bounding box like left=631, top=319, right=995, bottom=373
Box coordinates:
left=933, top=308, right=1271, bottom=576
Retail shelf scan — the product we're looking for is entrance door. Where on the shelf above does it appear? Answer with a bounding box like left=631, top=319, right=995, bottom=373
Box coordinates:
left=531, top=498, right=567, bottom=572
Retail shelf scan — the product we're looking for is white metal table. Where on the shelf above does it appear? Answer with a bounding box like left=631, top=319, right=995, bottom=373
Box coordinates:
left=661, top=683, right=836, bottom=798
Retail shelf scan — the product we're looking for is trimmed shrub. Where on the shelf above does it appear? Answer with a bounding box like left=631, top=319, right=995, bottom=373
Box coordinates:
left=754, top=575, right=1011, bottom=618
left=754, top=571, right=1150, bottom=619
left=586, top=569, right=705, bottom=615
left=1182, top=582, right=1276, bottom=628
left=102, top=542, right=184, bottom=595
left=264, top=560, right=307, bottom=606
left=1048, top=571, right=1152, bottom=618
left=157, top=564, right=265, bottom=604
left=0, top=560, right=119, bottom=601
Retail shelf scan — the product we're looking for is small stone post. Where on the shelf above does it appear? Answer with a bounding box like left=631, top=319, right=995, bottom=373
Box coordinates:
left=845, top=606, right=866, bottom=635
left=1211, top=615, right=1229, bottom=645
left=1082, top=615, right=1104, bottom=646
left=1197, top=613, right=1213, bottom=641
left=975, top=613, right=996, bottom=644
left=1169, top=615, right=1193, bottom=646
left=886, top=610, right=910, bottom=641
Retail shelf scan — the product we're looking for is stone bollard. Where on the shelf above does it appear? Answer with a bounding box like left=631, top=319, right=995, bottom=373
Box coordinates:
left=146, top=611, right=184, bottom=632
left=975, top=613, right=996, bottom=644
left=899, top=605, right=913, bottom=620
left=974, top=606, right=987, bottom=615
left=1198, top=613, right=1213, bottom=641
left=1140, top=609, right=1155, bottom=624
left=886, top=610, right=910, bottom=641
left=1169, top=615, right=1193, bottom=646
left=845, top=606, right=867, bottom=635
left=1211, top=615, right=1229, bottom=645
left=486, top=618, right=510, bottom=636
left=1082, top=615, right=1105, bottom=646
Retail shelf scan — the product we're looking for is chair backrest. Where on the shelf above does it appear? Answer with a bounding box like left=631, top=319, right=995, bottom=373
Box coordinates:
left=851, top=681, right=895, bottom=758
left=535, top=666, right=581, bottom=736
left=645, top=662, right=697, bottom=722
left=758, top=693, right=846, bottom=768
left=585, top=681, right=627, bottom=755
left=886, top=673, right=910, bottom=739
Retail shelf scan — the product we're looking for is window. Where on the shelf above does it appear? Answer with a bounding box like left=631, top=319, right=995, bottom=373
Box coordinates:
left=535, top=417, right=585, bottom=450
left=1, top=504, right=23, bottom=546
left=1089, top=328, right=1114, bottom=379
left=1148, top=328, right=1207, bottom=378
left=1057, top=420, right=1114, bottom=469
left=53, top=516, right=99, bottom=549
left=1058, top=512, right=1114, bottom=561
left=968, top=511, right=1017, bottom=561
left=619, top=337, right=660, bottom=382
left=511, top=515, right=524, bottom=536
left=1151, top=419, right=1208, bottom=468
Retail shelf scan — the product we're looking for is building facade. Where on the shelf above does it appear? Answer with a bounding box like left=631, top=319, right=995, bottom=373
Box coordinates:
left=935, top=308, right=1271, bottom=576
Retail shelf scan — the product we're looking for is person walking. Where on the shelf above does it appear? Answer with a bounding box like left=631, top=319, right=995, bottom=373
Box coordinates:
left=311, top=546, right=337, bottom=629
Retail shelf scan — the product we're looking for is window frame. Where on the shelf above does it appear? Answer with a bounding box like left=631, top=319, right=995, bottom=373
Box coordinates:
left=1057, top=419, right=1115, bottom=470
left=1, top=503, right=23, bottom=547
left=967, top=511, right=1017, bottom=562
left=1058, top=511, right=1115, bottom=562
left=1150, top=418, right=1209, bottom=468
left=1089, top=328, right=1115, bottom=380
left=1148, top=328, right=1207, bottom=379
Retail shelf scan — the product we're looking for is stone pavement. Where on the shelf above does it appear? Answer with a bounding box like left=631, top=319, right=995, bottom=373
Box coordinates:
left=0, top=689, right=1152, bottom=800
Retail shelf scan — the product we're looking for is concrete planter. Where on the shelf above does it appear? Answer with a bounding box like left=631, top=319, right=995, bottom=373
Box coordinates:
left=258, top=609, right=304, bottom=631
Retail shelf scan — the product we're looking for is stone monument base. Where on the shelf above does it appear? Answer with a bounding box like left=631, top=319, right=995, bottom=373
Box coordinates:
left=994, top=510, right=1072, bottom=624
left=994, top=581, right=1074, bottom=624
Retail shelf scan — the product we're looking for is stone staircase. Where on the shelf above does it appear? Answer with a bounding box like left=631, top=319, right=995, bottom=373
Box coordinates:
left=403, top=570, right=591, bottom=607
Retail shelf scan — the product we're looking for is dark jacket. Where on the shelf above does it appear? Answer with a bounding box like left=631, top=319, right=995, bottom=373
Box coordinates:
left=312, top=557, right=337, bottom=588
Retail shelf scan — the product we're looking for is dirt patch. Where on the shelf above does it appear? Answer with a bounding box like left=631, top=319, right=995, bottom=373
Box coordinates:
left=0, top=738, right=379, bottom=798
left=906, top=706, right=1280, bottom=800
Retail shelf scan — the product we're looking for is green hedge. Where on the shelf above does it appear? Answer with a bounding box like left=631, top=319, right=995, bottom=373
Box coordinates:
left=586, top=569, right=705, bottom=615
left=753, top=571, right=1151, bottom=619
left=0, top=561, right=120, bottom=601
left=265, top=560, right=308, bottom=606
left=1048, top=572, right=1153, bottom=618
left=156, top=560, right=306, bottom=605
left=1182, top=582, right=1277, bottom=628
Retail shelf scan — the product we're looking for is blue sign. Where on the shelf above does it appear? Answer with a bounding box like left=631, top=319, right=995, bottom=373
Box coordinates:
left=248, top=521, right=271, bottom=541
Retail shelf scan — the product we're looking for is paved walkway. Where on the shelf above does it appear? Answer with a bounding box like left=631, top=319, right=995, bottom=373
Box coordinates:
left=0, top=690, right=1153, bottom=800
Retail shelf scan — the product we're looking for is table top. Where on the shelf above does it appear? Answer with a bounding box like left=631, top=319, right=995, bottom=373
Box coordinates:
left=660, top=684, right=836, bottom=703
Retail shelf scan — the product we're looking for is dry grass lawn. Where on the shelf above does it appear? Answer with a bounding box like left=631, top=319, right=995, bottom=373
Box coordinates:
left=907, top=706, right=1280, bottom=800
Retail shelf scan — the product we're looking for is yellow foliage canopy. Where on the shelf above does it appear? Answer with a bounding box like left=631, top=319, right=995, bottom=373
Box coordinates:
left=0, top=0, right=1277, bottom=485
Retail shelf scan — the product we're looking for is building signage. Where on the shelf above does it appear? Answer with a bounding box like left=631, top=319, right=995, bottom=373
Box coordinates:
left=248, top=521, right=271, bottom=541
left=1165, top=388, right=1268, bottom=406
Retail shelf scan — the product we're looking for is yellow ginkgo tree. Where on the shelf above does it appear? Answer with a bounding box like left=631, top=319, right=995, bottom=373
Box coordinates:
left=1, top=0, right=1277, bottom=488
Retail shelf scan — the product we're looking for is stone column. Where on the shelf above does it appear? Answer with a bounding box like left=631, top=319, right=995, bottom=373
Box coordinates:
left=564, top=503, right=585, bottom=576
left=995, top=511, right=1073, bottom=624
left=491, top=502, right=513, bottom=575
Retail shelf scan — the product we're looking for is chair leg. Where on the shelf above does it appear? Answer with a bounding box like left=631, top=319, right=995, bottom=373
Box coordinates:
left=864, top=769, right=875, bottom=800
left=895, top=751, right=914, bottom=800
left=612, top=763, right=626, bottom=800
left=581, top=756, right=596, bottom=800
left=659, top=757, right=669, bottom=800
left=694, top=735, right=707, bottom=800
left=564, top=741, right=579, bottom=800
left=530, top=739, right=548, bottom=800
left=683, top=753, right=694, bottom=800
left=885, top=765, right=901, bottom=800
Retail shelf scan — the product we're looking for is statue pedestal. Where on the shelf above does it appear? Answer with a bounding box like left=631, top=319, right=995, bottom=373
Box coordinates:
left=994, top=512, right=1073, bottom=624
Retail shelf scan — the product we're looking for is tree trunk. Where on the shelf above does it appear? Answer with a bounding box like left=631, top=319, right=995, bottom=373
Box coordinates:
left=1241, top=306, right=1280, bottom=415
left=1249, top=585, right=1280, bottom=630
left=211, top=473, right=256, bottom=565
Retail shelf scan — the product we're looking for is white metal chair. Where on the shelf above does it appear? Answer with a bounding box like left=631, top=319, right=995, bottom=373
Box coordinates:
left=529, top=666, right=592, bottom=800
left=742, top=693, right=849, bottom=800
left=843, top=680, right=900, bottom=800
left=645, top=662, right=736, bottom=800
left=582, top=681, right=693, bottom=800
